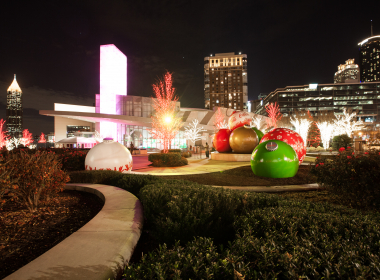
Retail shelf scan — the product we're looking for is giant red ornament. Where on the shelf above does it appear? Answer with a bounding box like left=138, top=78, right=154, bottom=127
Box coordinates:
left=260, top=128, right=306, bottom=165
left=228, top=111, right=251, bottom=132
left=213, top=129, right=232, bottom=153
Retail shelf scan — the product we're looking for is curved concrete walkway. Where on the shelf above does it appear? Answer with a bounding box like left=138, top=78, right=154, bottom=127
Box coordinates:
left=5, top=184, right=143, bottom=280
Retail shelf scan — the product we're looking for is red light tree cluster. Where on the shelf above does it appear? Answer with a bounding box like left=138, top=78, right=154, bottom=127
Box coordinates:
left=0, top=119, right=9, bottom=148
left=20, top=129, right=33, bottom=147
left=213, top=107, right=227, bottom=130
left=38, top=132, right=46, bottom=143
left=265, top=102, right=282, bottom=129
left=151, top=72, right=182, bottom=153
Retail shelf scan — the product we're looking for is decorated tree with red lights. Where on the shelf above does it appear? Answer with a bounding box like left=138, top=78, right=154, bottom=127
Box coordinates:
left=265, top=102, right=282, bottom=129
left=0, top=119, right=9, bottom=148
left=151, top=72, right=182, bottom=153
left=38, top=132, right=47, bottom=143
left=20, top=129, right=33, bottom=147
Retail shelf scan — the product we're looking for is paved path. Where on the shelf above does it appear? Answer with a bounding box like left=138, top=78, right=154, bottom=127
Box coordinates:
left=132, top=155, right=316, bottom=176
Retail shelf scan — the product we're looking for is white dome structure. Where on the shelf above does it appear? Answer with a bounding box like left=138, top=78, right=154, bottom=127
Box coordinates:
left=85, top=138, right=133, bottom=173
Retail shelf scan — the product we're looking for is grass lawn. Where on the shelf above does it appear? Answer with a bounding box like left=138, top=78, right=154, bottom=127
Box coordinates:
left=159, top=164, right=316, bottom=186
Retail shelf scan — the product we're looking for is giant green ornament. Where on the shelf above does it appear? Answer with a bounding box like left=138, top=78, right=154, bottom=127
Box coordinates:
left=251, top=140, right=299, bottom=178
left=251, top=127, right=264, bottom=142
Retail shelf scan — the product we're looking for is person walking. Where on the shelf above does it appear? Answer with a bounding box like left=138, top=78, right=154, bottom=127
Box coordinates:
left=205, top=142, right=210, bottom=158
left=130, top=142, right=135, bottom=155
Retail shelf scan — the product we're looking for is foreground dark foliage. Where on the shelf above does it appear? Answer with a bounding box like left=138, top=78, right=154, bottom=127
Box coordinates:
left=0, top=190, right=104, bottom=279
left=123, top=180, right=380, bottom=279
left=311, top=148, right=380, bottom=207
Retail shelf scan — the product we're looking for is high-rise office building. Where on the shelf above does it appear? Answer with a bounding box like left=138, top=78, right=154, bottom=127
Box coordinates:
left=334, top=59, right=359, bottom=83
left=358, top=35, right=380, bottom=82
left=6, top=74, right=23, bottom=138
left=204, top=52, right=248, bottom=111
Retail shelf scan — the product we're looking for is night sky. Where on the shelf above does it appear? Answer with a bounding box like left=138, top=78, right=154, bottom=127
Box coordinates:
left=0, top=0, right=378, bottom=136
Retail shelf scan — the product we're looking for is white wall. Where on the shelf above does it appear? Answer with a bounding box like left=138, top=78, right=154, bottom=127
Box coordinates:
left=54, top=116, right=95, bottom=142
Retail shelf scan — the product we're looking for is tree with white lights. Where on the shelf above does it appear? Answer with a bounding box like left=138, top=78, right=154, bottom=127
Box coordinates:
left=251, top=114, right=265, bottom=131
left=316, top=121, right=334, bottom=149
left=93, top=130, right=103, bottom=144
left=290, top=114, right=312, bottom=146
left=333, top=108, right=364, bottom=137
left=151, top=71, right=182, bottom=153
left=11, top=137, right=21, bottom=148
left=184, top=119, right=206, bottom=145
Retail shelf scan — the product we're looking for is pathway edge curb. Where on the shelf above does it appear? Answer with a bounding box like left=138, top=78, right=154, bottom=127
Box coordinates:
left=4, top=183, right=143, bottom=280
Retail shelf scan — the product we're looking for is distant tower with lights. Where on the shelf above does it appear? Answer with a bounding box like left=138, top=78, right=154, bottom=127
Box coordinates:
left=358, top=22, right=380, bottom=82
left=204, top=52, right=248, bottom=111
left=6, top=74, right=23, bottom=138
left=334, top=59, right=359, bottom=83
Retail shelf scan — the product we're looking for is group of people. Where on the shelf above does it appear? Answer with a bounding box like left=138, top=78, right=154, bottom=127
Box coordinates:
left=189, top=142, right=210, bottom=158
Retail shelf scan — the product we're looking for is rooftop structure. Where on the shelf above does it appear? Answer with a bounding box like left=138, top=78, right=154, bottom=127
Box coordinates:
left=334, top=59, right=359, bottom=83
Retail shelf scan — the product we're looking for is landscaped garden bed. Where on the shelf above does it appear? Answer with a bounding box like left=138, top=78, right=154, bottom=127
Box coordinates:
left=0, top=190, right=104, bottom=279
left=158, top=164, right=316, bottom=186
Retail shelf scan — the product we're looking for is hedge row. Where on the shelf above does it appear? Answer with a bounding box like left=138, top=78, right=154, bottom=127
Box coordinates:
left=311, top=148, right=380, bottom=207
left=148, top=153, right=188, bottom=167
left=123, top=180, right=380, bottom=279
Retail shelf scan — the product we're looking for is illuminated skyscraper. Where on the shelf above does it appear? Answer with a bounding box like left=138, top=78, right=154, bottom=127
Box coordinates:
left=6, top=74, right=23, bottom=138
left=334, top=59, right=359, bottom=83
left=358, top=35, right=380, bottom=82
left=204, top=52, right=248, bottom=111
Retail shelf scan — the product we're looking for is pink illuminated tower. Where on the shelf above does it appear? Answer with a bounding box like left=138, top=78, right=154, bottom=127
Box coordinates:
left=99, top=44, right=127, bottom=139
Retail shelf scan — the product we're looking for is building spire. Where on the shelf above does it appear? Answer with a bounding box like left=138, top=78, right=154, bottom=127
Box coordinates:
left=371, top=20, right=373, bottom=36
left=7, top=74, right=22, bottom=92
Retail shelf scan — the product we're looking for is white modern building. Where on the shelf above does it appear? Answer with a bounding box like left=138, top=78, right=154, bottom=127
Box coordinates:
left=41, top=44, right=260, bottom=150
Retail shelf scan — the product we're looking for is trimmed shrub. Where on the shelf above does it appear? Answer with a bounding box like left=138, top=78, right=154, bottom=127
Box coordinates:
left=311, top=148, right=380, bottom=207
left=167, top=149, right=182, bottom=153
left=69, top=170, right=124, bottom=185
left=148, top=153, right=188, bottom=167
left=69, top=171, right=162, bottom=198
left=181, top=151, right=192, bottom=158
left=139, top=181, right=280, bottom=246
left=123, top=237, right=245, bottom=279
left=125, top=190, right=380, bottom=279
left=332, top=134, right=352, bottom=150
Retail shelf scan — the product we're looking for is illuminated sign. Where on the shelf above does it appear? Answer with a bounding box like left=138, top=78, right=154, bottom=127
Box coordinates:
left=309, top=84, right=318, bottom=89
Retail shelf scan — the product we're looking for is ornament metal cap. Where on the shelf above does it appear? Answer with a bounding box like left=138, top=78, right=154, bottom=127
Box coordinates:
left=265, top=141, right=278, bottom=151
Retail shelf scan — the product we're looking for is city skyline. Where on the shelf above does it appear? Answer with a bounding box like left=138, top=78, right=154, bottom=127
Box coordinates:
left=0, top=0, right=378, bottom=136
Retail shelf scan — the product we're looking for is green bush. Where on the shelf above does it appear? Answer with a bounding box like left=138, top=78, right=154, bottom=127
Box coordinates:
left=332, top=134, right=352, bottom=150
left=125, top=190, right=380, bottom=279
left=148, top=153, right=188, bottom=167
left=123, top=237, right=244, bottom=279
left=181, top=151, right=192, bottom=158
left=139, top=181, right=280, bottom=246
left=69, top=170, right=124, bottom=184
left=69, top=171, right=162, bottom=198
left=311, top=148, right=380, bottom=207
left=160, top=149, right=181, bottom=153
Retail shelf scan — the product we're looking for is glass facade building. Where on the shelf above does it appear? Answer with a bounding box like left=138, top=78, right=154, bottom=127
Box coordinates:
left=255, top=82, right=380, bottom=125
left=358, top=35, right=380, bottom=82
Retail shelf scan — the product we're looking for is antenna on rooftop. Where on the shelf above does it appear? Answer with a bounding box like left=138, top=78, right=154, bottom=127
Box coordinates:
left=371, top=20, right=373, bottom=36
